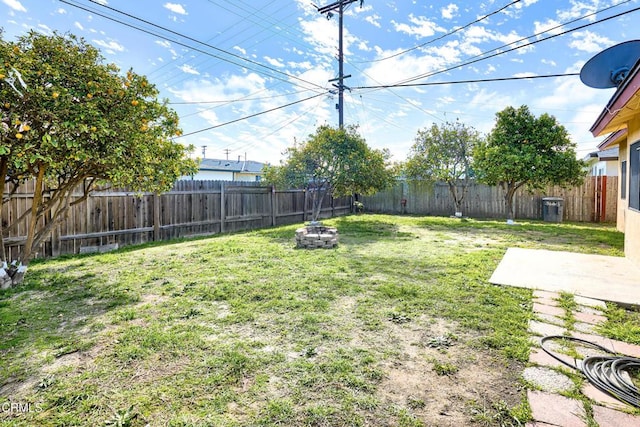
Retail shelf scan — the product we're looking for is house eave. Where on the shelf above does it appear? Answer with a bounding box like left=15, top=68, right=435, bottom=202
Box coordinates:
left=590, top=59, right=640, bottom=137
left=597, top=129, right=627, bottom=150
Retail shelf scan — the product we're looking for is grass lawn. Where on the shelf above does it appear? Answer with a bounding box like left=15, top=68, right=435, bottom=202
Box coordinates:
left=0, top=214, right=636, bottom=426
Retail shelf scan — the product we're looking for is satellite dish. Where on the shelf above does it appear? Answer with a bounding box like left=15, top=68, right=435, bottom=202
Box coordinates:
left=580, top=40, right=640, bottom=88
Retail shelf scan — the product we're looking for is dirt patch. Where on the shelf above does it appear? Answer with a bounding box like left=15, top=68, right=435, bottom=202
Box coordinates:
left=375, top=318, right=524, bottom=426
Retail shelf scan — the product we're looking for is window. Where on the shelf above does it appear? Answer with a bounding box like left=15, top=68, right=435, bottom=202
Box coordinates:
left=630, top=141, right=640, bottom=210
left=621, top=160, right=627, bottom=200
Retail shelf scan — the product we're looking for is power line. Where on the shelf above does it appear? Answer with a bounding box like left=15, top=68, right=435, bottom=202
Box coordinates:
left=394, top=2, right=639, bottom=87
left=168, top=88, right=318, bottom=105
left=176, top=92, right=328, bottom=138
left=354, top=73, right=580, bottom=90
left=60, top=0, right=326, bottom=92
left=358, top=0, right=523, bottom=64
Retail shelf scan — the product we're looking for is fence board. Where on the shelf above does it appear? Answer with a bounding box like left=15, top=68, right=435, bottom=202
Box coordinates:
left=2, top=176, right=616, bottom=260
left=361, top=177, right=617, bottom=223
left=1, top=180, right=353, bottom=258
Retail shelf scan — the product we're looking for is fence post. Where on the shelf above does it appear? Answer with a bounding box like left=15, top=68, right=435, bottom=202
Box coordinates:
left=271, top=185, right=277, bottom=227
left=153, top=192, right=161, bottom=241
left=303, top=189, right=308, bottom=222
left=220, top=182, right=225, bottom=233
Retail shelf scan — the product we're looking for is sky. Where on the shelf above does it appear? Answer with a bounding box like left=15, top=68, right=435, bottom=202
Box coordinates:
left=1, top=0, right=640, bottom=165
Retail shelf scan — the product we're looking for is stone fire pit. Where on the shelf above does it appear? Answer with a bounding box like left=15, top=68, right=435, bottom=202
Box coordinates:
left=295, top=224, right=338, bottom=249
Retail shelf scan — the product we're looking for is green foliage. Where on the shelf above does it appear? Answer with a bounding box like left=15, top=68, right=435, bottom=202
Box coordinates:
left=473, top=105, right=586, bottom=220
left=0, top=31, right=197, bottom=266
left=405, top=120, right=481, bottom=212
left=263, top=125, right=395, bottom=221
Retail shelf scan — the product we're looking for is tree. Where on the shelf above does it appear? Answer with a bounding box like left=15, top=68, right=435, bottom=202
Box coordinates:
left=473, top=105, right=586, bottom=221
left=405, top=120, right=481, bottom=215
left=0, top=30, right=197, bottom=286
left=263, top=125, right=395, bottom=222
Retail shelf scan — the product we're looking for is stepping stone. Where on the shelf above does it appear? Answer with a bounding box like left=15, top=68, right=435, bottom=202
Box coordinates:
left=573, top=311, right=607, bottom=325
left=535, top=313, right=564, bottom=326
left=592, top=404, right=640, bottom=426
left=533, top=302, right=565, bottom=317
left=574, top=295, right=607, bottom=309
left=533, top=290, right=561, bottom=301
left=573, top=321, right=597, bottom=334
left=582, top=384, right=628, bottom=411
left=528, top=320, right=566, bottom=337
left=527, top=390, right=586, bottom=427
left=529, top=347, right=571, bottom=369
left=523, top=367, right=574, bottom=392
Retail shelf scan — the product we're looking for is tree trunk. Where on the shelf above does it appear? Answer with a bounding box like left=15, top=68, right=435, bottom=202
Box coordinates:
left=12, top=164, right=46, bottom=286
left=0, top=157, right=7, bottom=263
left=504, top=183, right=519, bottom=221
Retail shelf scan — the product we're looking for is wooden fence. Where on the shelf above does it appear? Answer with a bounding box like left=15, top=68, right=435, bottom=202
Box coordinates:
left=1, top=180, right=352, bottom=260
left=1, top=176, right=618, bottom=260
left=361, top=177, right=618, bottom=223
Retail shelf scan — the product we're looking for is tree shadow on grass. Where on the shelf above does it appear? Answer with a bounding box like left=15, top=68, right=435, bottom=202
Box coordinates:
left=0, top=264, right=139, bottom=395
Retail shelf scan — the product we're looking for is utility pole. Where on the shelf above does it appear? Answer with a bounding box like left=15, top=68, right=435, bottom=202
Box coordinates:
left=223, top=148, right=231, bottom=160
left=318, top=0, right=362, bottom=128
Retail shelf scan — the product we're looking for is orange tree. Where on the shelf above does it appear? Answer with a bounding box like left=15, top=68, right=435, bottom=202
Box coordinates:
left=405, top=120, right=481, bottom=216
left=264, top=125, right=395, bottom=222
left=0, top=30, right=197, bottom=285
left=473, top=105, right=586, bottom=221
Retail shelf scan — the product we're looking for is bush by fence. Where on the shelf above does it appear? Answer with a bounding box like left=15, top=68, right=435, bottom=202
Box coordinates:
left=361, top=177, right=617, bottom=223
left=1, top=180, right=352, bottom=260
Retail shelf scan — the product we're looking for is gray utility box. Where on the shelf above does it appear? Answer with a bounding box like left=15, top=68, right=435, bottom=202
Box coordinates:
left=542, top=197, right=564, bottom=222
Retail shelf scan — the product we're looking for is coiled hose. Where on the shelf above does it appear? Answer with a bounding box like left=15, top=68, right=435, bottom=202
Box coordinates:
left=540, top=335, right=640, bottom=408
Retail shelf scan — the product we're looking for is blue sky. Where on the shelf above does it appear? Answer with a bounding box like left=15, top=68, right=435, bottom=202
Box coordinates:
left=2, top=0, right=639, bottom=164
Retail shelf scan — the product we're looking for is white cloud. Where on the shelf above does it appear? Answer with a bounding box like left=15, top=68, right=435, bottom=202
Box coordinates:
left=233, top=46, right=247, bottom=55
left=93, top=0, right=108, bottom=5
left=441, top=4, right=458, bottom=20
left=164, top=3, right=187, bottom=15
left=287, top=60, right=312, bottom=70
left=365, top=14, right=381, bottom=28
left=2, top=0, right=26, bottom=12
left=558, top=1, right=598, bottom=23
left=56, top=8, right=66, bottom=14
left=92, top=39, right=125, bottom=53
left=534, top=19, right=563, bottom=37
left=569, top=31, right=614, bottom=53
left=264, top=56, right=285, bottom=68
left=393, top=14, right=444, bottom=38
left=179, top=64, right=200, bottom=75
left=37, top=24, right=52, bottom=34
left=74, top=22, right=83, bottom=31
left=155, top=40, right=171, bottom=49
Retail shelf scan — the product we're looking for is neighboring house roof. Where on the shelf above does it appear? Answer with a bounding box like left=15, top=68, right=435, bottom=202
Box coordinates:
left=199, top=158, right=266, bottom=174
left=590, top=59, right=640, bottom=137
left=583, top=146, right=619, bottom=162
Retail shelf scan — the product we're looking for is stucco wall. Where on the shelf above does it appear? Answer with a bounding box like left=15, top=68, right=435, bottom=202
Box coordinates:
left=626, top=209, right=640, bottom=265
left=617, top=143, right=627, bottom=233
left=625, top=116, right=640, bottom=265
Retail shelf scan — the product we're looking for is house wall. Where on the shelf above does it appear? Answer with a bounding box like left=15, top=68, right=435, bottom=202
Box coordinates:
left=590, top=160, right=618, bottom=176
left=624, top=115, right=640, bottom=265
left=234, top=172, right=262, bottom=182
left=187, top=171, right=234, bottom=181
left=617, top=143, right=627, bottom=234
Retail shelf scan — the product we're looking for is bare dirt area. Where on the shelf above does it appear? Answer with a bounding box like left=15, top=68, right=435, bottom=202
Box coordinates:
left=374, top=318, right=524, bottom=426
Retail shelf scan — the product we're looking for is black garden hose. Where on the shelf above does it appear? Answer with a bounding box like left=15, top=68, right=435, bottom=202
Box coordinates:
left=540, top=335, right=640, bottom=408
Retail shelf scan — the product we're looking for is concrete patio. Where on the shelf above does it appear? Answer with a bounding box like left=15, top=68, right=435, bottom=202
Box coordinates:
left=491, top=248, right=640, bottom=426
left=490, top=247, right=640, bottom=308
